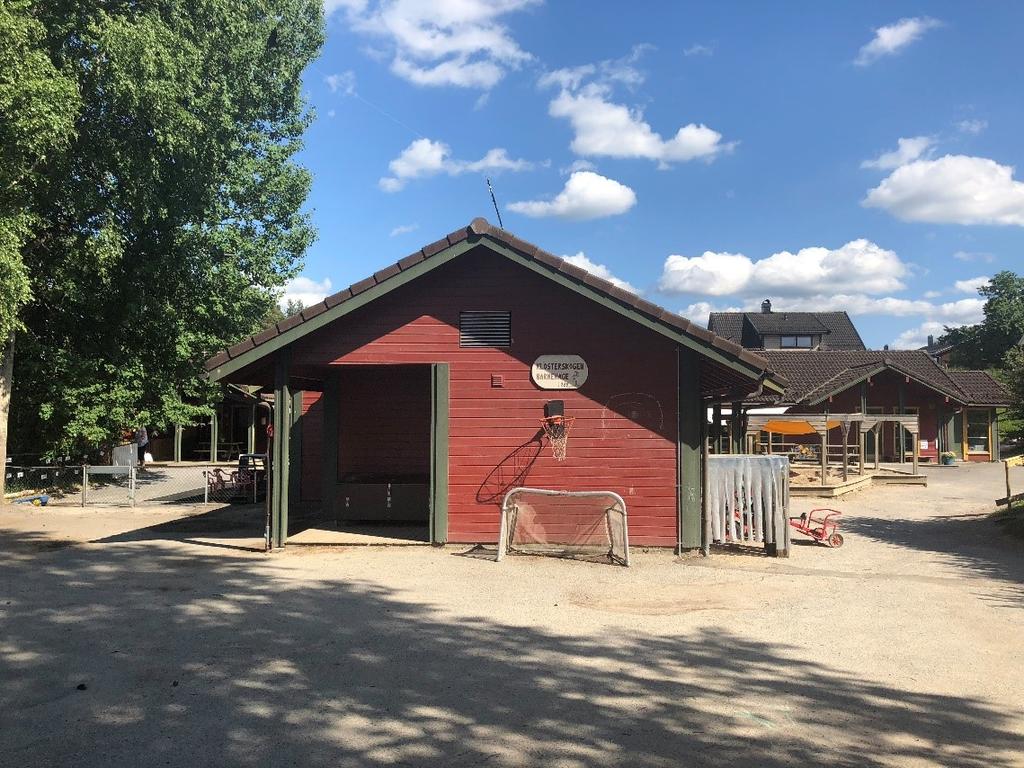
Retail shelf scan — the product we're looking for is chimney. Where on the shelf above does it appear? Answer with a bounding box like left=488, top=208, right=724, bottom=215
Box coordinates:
left=761, top=298, right=772, bottom=314
left=927, top=334, right=934, bottom=347
left=883, top=344, right=889, bottom=350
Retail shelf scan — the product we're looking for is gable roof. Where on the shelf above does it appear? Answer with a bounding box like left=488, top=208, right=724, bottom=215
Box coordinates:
left=204, top=218, right=785, bottom=393
left=708, top=310, right=865, bottom=350
left=753, top=349, right=1010, bottom=407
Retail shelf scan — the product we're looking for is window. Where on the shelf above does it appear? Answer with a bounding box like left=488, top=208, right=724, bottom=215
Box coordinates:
left=780, top=335, right=813, bottom=348
left=966, top=410, right=990, bottom=453
left=459, top=311, right=511, bottom=347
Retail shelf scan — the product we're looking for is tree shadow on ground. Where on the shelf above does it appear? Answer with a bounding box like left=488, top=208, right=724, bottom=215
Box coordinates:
left=0, top=528, right=1021, bottom=767
left=91, top=504, right=266, bottom=552
left=842, top=513, right=1024, bottom=607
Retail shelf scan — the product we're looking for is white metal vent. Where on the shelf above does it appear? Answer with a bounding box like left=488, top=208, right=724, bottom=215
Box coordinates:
left=460, top=311, right=511, bottom=347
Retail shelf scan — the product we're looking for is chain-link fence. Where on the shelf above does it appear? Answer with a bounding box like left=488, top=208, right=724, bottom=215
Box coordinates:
left=4, top=465, right=83, bottom=505
left=5, top=457, right=267, bottom=508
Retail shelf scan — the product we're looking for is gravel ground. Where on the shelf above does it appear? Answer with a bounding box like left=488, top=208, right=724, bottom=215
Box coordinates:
left=1, top=462, right=1022, bottom=767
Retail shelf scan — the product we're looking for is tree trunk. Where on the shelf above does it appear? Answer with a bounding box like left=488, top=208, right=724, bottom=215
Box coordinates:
left=0, top=335, right=13, bottom=501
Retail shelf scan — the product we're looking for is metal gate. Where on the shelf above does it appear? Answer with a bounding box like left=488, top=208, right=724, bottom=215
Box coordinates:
left=706, top=455, right=791, bottom=556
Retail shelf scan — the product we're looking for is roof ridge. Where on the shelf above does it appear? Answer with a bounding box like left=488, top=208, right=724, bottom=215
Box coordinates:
left=204, top=219, right=785, bottom=388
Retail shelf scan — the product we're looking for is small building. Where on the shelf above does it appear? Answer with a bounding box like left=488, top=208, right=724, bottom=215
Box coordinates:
left=204, top=219, right=784, bottom=548
left=708, top=303, right=1011, bottom=462
left=709, top=300, right=865, bottom=350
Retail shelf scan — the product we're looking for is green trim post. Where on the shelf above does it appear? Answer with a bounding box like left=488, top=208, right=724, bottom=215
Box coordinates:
left=289, top=389, right=303, bottom=508
left=210, top=409, right=219, bottom=463
left=430, top=364, right=450, bottom=544
left=678, top=348, right=703, bottom=551
left=993, top=409, right=1000, bottom=462
left=271, top=354, right=291, bottom=547
left=173, top=424, right=183, bottom=463
left=730, top=401, right=743, bottom=454
left=321, top=371, right=340, bottom=521
left=246, top=406, right=256, bottom=455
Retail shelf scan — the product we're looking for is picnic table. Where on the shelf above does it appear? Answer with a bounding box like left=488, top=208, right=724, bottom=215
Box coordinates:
left=194, top=441, right=244, bottom=462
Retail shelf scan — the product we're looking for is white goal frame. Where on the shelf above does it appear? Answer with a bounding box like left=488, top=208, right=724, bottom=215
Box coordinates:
left=497, top=487, right=630, bottom=566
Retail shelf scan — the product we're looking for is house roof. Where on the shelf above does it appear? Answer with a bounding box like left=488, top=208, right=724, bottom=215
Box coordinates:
left=204, top=218, right=785, bottom=393
left=708, top=310, right=865, bottom=350
left=751, top=349, right=1011, bottom=407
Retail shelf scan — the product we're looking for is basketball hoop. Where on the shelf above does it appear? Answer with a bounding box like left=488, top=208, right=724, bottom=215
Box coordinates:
left=541, top=415, right=575, bottom=461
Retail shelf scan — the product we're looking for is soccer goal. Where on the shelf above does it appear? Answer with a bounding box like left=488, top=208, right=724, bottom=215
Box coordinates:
left=497, top=487, right=630, bottom=566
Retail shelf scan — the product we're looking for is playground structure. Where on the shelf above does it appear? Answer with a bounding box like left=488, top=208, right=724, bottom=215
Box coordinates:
left=744, top=412, right=926, bottom=495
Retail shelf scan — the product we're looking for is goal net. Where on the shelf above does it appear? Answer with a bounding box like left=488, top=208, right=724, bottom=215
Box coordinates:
left=497, top=487, right=630, bottom=566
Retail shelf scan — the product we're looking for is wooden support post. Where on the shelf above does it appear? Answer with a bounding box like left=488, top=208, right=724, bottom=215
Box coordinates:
left=173, top=424, right=183, bottom=463
left=897, top=380, right=906, bottom=464
left=820, top=430, right=828, bottom=486
left=730, top=402, right=743, bottom=454
left=678, top=349, right=703, bottom=550
left=858, top=427, right=865, bottom=476
left=1006, top=461, right=1013, bottom=510
left=767, top=431, right=773, bottom=455
left=271, top=353, right=291, bottom=548
left=711, top=403, right=721, bottom=454
left=874, top=424, right=880, bottom=469
left=321, top=370, right=339, bottom=523
left=841, top=423, right=849, bottom=482
left=912, top=430, right=919, bottom=476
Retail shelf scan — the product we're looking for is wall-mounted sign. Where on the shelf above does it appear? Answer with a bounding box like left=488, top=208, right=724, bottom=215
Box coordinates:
left=531, top=355, right=589, bottom=390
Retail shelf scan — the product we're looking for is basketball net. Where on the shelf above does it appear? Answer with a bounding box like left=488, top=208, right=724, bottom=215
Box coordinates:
left=541, top=415, right=575, bottom=461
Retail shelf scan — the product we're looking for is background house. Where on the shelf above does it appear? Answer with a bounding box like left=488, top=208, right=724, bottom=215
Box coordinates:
left=708, top=302, right=1010, bottom=462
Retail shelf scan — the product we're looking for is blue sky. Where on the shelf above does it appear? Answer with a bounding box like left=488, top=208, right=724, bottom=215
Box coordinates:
left=286, top=1, right=1024, bottom=349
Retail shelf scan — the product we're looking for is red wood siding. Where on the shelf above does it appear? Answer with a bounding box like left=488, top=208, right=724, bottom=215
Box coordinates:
left=291, top=248, right=681, bottom=547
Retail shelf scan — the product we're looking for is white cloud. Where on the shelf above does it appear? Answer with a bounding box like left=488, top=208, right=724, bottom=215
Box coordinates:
left=679, top=301, right=741, bottom=325
left=683, top=43, right=714, bottom=57
left=855, top=16, right=942, bottom=66
left=863, top=154, right=1024, bottom=226
left=892, top=321, right=949, bottom=350
left=389, top=223, right=418, bottom=237
left=953, top=250, right=995, bottom=263
left=954, top=275, right=989, bottom=294
left=507, top=171, right=636, bottom=220
left=280, top=276, right=332, bottom=309
left=559, top=159, right=596, bottom=175
left=379, top=138, right=533, bottom=191
left=957, top=118, right=987, bottom=135
left=324, top=70, right=357, bottom=95
left=547, top=82, right=733, bottom=166
left=658, top=240, right=908, bottom=298
left=329, top=0, right=538, bottom=89
left=861, top=136, right=934, bottom=170
left=561, top=252, right=639, bottom=293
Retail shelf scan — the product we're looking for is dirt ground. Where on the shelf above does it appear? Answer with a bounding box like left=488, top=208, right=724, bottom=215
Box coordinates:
left=1, top=463, right=1023, bottom=767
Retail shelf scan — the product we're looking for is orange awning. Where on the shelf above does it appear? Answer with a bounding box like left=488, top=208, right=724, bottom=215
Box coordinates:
left=760, top=419, right=840, bottom=435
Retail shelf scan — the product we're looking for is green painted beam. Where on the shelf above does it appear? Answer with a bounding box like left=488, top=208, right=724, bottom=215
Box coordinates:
left=678, top=348, right=703, bottom=551
left=321, top=371, right=340, bottom=521
left=271, top=353, right=291, bottom=547
left=246, top=406, right=256, bottom=455
left=173, top=424, right=183, bottom=463
left=430, top=364, right=450, bottom=544
left=288, top=389, right=303, bottom=509
left=210, top=410, right=219, bottom=464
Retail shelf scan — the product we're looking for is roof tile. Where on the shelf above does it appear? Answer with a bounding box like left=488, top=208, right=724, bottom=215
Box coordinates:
left=205, top=218, right=779, bottom=386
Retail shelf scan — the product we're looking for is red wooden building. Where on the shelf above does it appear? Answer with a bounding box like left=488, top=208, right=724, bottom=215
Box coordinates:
left=205, top=219, right=784, bottom=548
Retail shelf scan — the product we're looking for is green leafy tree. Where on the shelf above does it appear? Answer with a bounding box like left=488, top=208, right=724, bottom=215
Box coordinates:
left=942, top=271, right=1024, bottom=442
left=6, top=0, right=324, bottom=461
left=0, top=0, right=79, bottom=489
left=943, top=271, right=1024, bottom=370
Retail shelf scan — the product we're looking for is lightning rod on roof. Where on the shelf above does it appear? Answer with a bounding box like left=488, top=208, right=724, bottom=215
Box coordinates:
left=486, top=178, right=504, bottom=230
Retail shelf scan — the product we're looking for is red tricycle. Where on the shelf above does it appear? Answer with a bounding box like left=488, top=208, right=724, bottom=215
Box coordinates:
left=788, top=508, right=844, bottom=548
